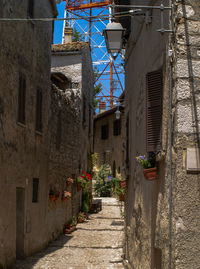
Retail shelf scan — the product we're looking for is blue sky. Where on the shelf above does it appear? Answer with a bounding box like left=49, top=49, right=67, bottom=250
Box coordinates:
left=53, top=2, right=124, bottom=108
left=54, top=3, right=66, bottom=44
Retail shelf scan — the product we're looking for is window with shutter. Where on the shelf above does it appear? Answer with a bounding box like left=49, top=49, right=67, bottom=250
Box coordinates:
left=32, top=178, right=39, bottom=203
left=18, top=73, right=26, bottom=124
left=113, top=119, right=121, bottom=136
left=146, top=69, right=163, bottom=152
left=27, top=0, right=34, bottom=18
left=101, top=124, right=109, bottom=140
left=36, top=88, right=43, bottom=132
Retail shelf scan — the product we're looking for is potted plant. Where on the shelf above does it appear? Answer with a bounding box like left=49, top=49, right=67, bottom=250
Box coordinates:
left=62, top=191, right=71, bottom=201
left=136, top=153, right=157, bottom=180
left=77, top=212, right=86, bottom=223
left=66, top=177, right=74, bottom=188
left=119, top=179, right=126, bottom=188
left=76, top=180, right=82, bottom=192
left=49, top=189, right=56, bottom=201
left=54, top=190, right=60, bottom=201
left=114, top=186, right=125, bottom=201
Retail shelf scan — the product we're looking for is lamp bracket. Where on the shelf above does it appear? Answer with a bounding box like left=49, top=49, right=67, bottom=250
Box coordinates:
left=111, top=3, right=175, bottom=34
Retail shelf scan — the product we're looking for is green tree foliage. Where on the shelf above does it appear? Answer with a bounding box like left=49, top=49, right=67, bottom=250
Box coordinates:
left=72, top=28, right=84, bottom=42
left=93, top=66, right=103, bottom=109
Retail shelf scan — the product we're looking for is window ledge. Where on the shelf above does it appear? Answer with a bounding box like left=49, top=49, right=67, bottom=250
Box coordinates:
left=17, top=122, right=26, bottom=128
left=35, top=130, right=43, bottom=136
left=156, top=151, right=166, bottom=162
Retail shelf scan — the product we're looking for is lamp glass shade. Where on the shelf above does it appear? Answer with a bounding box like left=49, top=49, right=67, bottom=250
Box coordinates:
left=103, top=22, right=125, bottom=54
left=115, top=109, right=121, bottom=120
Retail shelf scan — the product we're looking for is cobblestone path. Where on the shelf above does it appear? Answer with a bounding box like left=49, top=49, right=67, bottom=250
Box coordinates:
left=16, top=198, right=124, bottom=269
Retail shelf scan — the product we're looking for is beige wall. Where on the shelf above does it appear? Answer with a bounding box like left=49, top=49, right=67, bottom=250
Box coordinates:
left=94, top=111, right=125, bottom=178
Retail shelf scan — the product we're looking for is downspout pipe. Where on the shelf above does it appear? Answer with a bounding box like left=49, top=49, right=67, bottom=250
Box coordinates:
left=168, top=54, right=173, bottom=269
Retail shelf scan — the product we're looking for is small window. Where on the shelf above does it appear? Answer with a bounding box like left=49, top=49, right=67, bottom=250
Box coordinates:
left=101, top=124, right=109, bottom=140
left=82, top=95, right=86, bottom=125
left=27, top=0, right=34, bottom=18
left=32, top=178, right=39, bottom=203
left=89, top=106, right=91, bottom=134
left=56, top=111, right=62, bottom=150
left=113, top=119, right=121, bottom=136
left=18, top=73, right=26, bottom=124
left=36, top=88, right=43, bottom=132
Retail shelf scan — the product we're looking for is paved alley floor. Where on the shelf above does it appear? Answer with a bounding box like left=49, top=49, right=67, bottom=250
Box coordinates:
left=15, top=198, right=124, bottom=269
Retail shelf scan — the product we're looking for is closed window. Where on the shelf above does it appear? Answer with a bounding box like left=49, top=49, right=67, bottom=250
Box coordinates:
left=82, top=95, right=86, bottom=125
left=101, top=124, right=109, bottom=140
left=36, top=88, right=42, bottom=132
left=32, top=178, right=39, bottom=203
left=113, top=119, right=121, bottom=136
left=56, top=111, right=62, bottom=150
left=146, top=69, right=163, bottom=152
left=27, top=0, right=34, bottom=18
left=18, top=73, right=26, bottom=124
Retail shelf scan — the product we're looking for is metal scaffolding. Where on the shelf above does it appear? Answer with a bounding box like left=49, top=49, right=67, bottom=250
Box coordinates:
left=62, top=0, right=124, bottom=110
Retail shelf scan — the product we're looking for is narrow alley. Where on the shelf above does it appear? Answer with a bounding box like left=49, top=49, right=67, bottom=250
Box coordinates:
left=15, top=198, right=124, bottom=269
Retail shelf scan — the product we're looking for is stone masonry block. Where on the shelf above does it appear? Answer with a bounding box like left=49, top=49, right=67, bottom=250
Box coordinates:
left=177, top=5, right=195, bottom=19
left=177, top=103, right=200, bottom=133
left=177, top=21, right=200, bottom=36
left=176, top=59, right=200, bottom=78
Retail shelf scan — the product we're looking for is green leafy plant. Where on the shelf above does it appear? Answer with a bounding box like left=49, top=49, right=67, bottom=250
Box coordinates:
left=136, top=153, right=156, bottom=169
left=94, top=164, right=113, bottom=197
left=71, top=216, right=77, bottom=226
left=72, top=28, right=84, bottom=42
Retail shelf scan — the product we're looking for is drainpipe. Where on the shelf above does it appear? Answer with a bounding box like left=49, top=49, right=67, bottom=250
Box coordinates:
left=168, top=51, right=173, bottom=269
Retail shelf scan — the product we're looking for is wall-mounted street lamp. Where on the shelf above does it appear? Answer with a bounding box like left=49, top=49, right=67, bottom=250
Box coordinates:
left=115, top=106, right=121, bottom=120
left=103, top=21, right=125, bottom=55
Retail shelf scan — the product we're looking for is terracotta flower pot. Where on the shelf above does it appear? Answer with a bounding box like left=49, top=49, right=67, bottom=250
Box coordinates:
left=119, top=194, right=125, bottom=201
left=77, top=182, right=81, bottom=192
left=143, top=167, right=157, bottom=180
left=66, top=182, right=72, bottom=188
left=120, top=180, right=126, bottom=188
left=49, top=195, right=55, bottom=201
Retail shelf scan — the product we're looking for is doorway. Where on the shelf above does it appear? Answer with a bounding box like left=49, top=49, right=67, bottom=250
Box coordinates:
left=16, top=187, right=25, bottom=259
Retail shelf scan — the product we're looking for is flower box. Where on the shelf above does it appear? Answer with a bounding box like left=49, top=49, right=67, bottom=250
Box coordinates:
left=143, top=167, right=157, bottom=180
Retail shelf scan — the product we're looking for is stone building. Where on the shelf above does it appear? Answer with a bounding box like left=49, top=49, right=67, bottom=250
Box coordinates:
left=48, top=41, right=94, bottom=240
left=114, top=0, right=200, bottom=268
left=0, top=0, right=57, bottom=268
left=94, top=103, right=125, bottom=178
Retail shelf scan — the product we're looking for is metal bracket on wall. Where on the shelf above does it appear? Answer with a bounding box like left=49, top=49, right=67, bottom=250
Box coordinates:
left=112, top=3, right=175, bottom=34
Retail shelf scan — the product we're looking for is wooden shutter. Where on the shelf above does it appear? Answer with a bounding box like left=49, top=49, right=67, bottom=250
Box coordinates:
left=18, top=73, right=26, bottom=124
left=32, top=178, right=39, bottom=203
left=113, top=119, right=121, bottom=136
left=146, top=70, right=163, bottom=152
left=36, top=88, right=42, bottom=132
left=27, top=0, right=34, bottom=18
left=101, top=124, right=109, bottom=140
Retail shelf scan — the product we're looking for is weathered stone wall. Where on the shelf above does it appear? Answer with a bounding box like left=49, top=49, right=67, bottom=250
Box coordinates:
left=94, top=111, right=126, bottom=178
left=51, top=47, right=94, bottom=172
left=0, top=1, right=56, bottom=267
left=46, top=83, right=82, bottom=243
left=172, top=1, right=200, bottom=268
left=123, top=0, right=200, bottom=268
